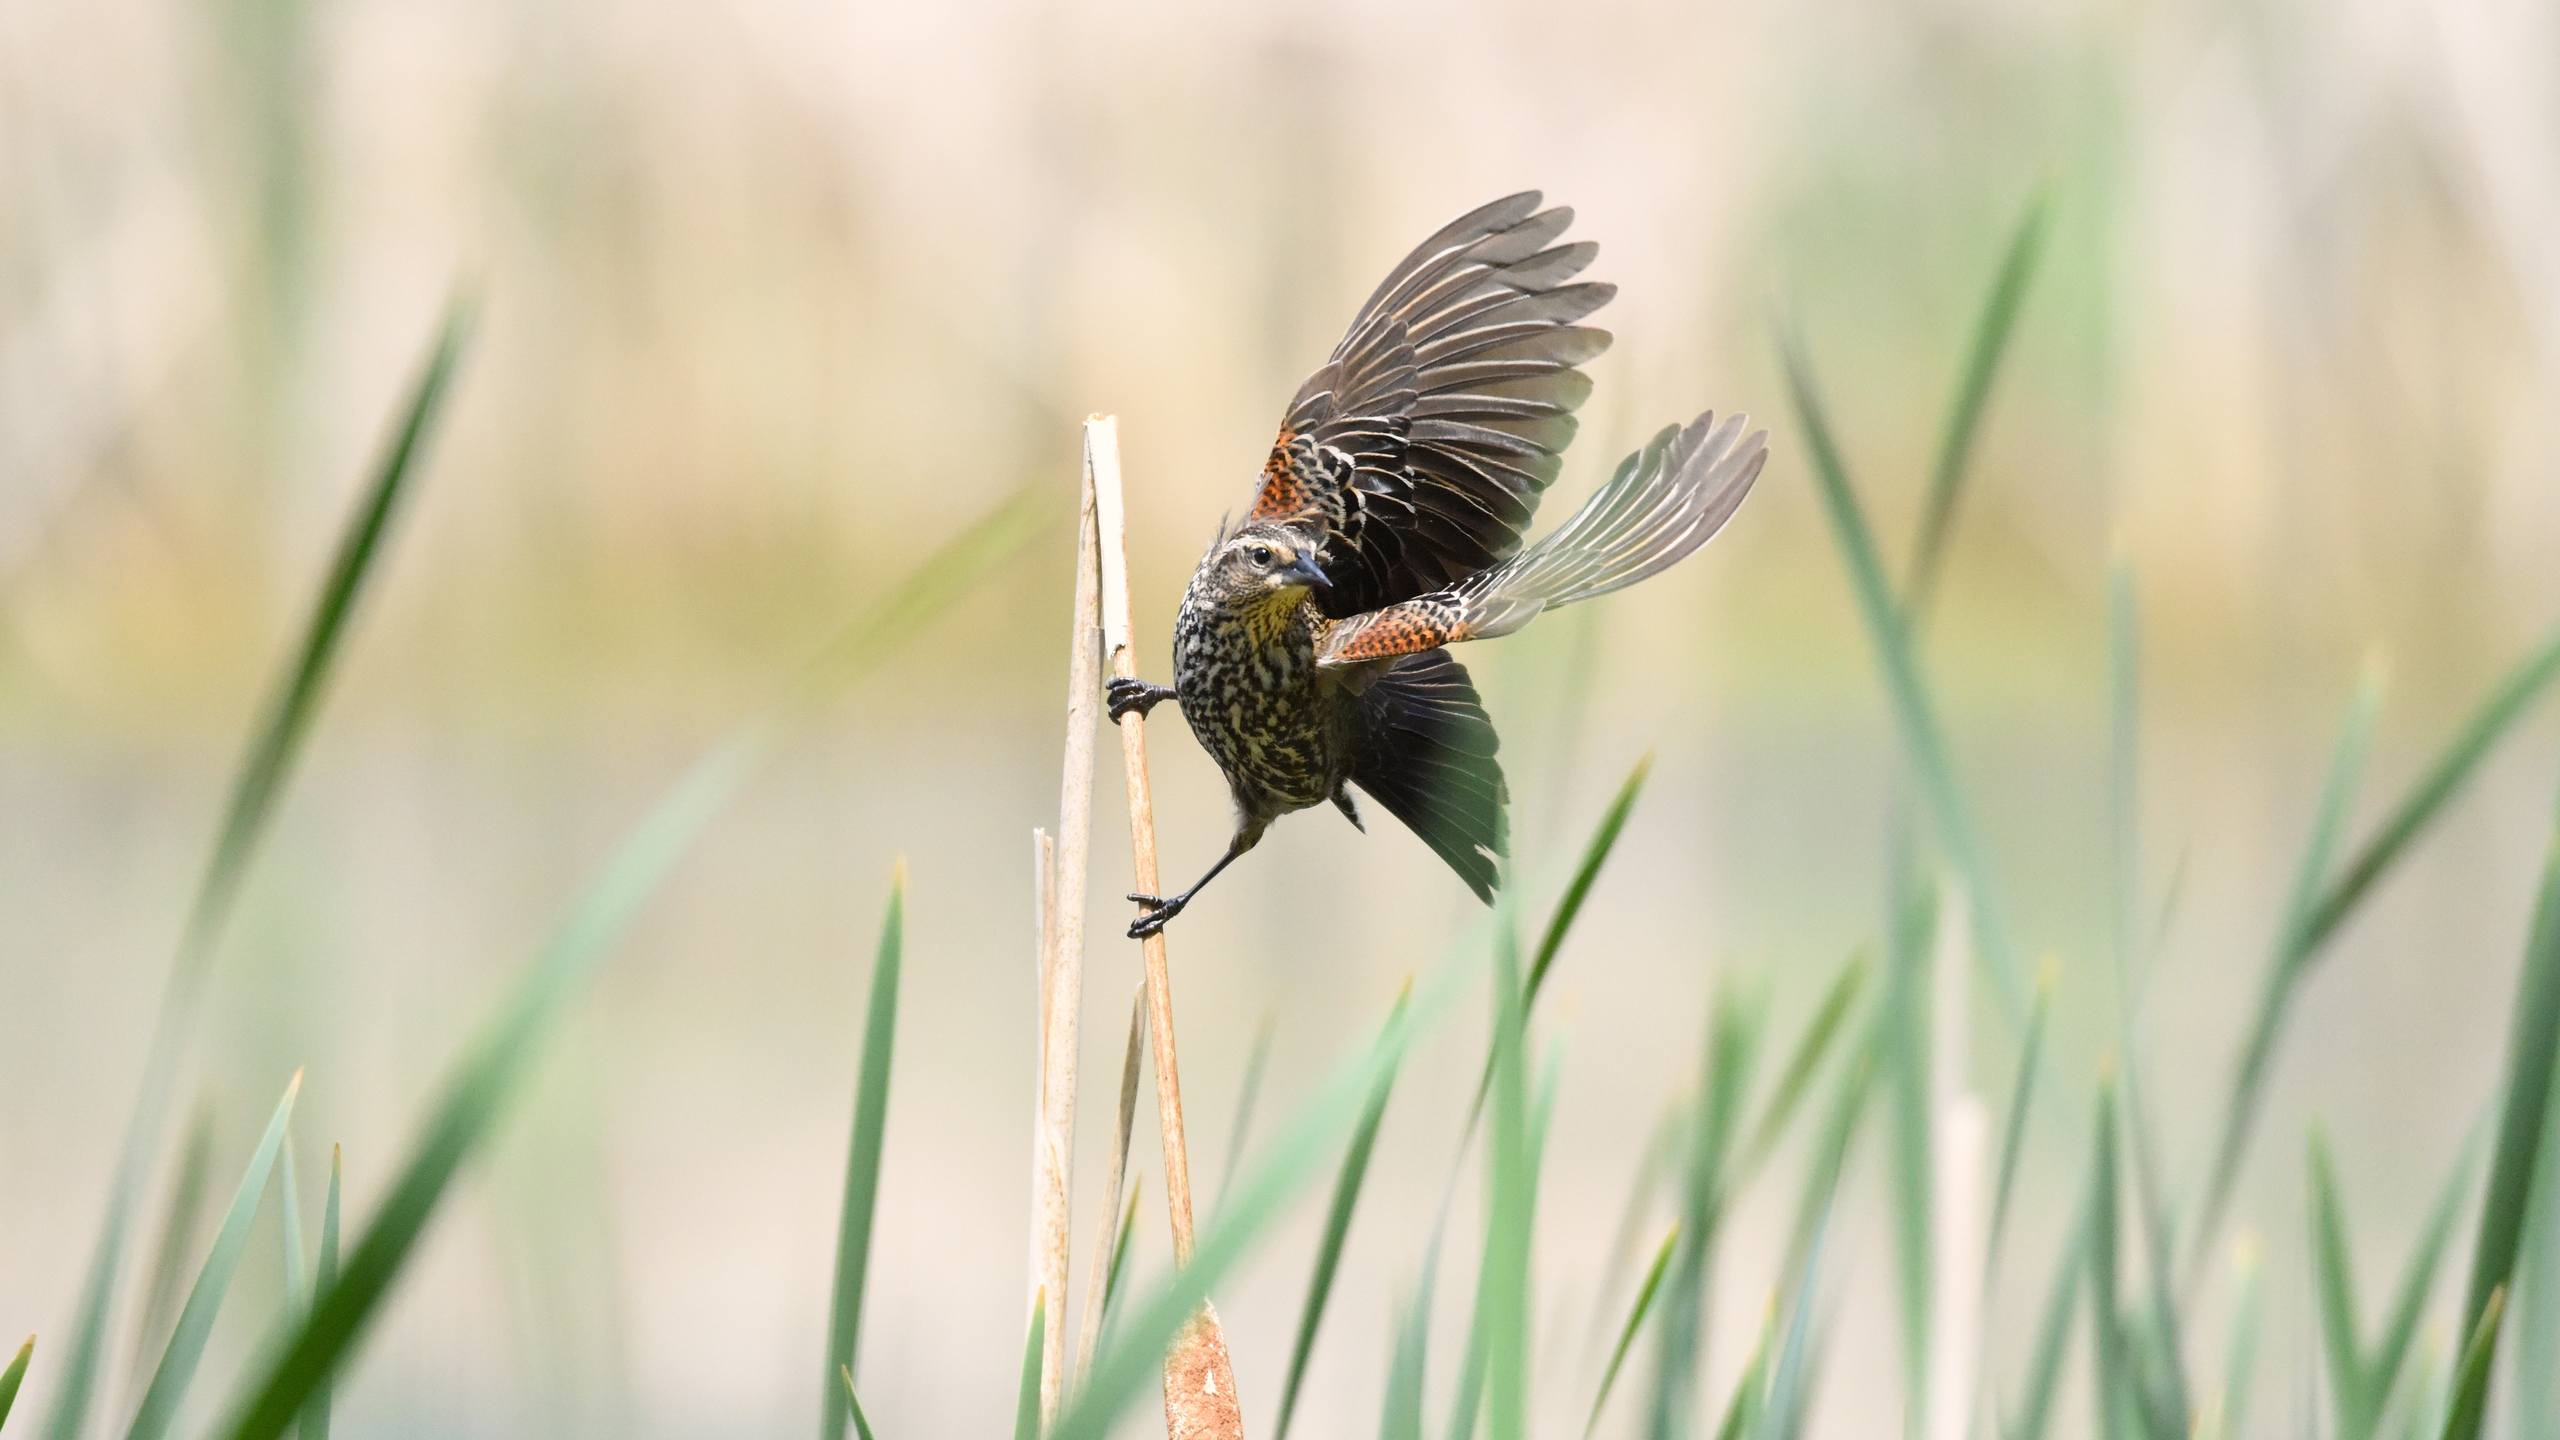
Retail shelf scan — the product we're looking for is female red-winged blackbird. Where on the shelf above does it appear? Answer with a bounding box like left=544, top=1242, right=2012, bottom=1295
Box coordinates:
left=1110, top=192, right=1766, bottom=939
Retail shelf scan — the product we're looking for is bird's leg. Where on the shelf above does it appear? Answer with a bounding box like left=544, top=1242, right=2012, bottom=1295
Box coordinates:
left=1128, top=821, right=1264, bottom=939
left=1107, top=677, right=1179, bottom=722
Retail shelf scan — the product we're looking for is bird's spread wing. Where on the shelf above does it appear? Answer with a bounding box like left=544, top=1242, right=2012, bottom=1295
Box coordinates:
left=1248, top=192, right=1614, bottom=618
left=1316, top=412, right=1768, bottom=667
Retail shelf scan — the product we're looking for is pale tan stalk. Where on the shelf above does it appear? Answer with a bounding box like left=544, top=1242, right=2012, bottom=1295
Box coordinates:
left=1075, top=980, right=1149, bottom=1381
left=1035, top=420, right=1108, bottom=1419
left=1089, top=414, right=1244, bottom=1437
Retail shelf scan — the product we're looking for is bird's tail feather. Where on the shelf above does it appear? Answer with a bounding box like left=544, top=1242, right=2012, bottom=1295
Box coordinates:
left=1455, top=409, right=1766, bottom=639
left=1349, top=651, right=1508, bottom=903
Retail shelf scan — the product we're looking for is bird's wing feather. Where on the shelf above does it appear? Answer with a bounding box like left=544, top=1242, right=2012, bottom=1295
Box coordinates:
left=1248, top=192, right=1613, bottom=617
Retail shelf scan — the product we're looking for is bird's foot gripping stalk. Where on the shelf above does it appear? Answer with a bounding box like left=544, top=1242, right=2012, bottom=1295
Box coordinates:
left=1107, top=677, right=1175, bottom=722
left=1126, top=890, right=1185, bottom=939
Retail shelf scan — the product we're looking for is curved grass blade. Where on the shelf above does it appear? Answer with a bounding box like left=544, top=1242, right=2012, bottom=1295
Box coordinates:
left=2, top=1337, right=32, bottom=1431
left=211, top=496, right=1039, bottom=1440
left=1649, top=988, right=1764, bottom=1439
left=1987, top=966, right=2054, bottom=1272
left=1781, top=335, right=2026, bottom=1022
left=1076, top=985, right=1147, bottom=1375
left=1276, top=988, right=1411, bottom=1440
left=1585, top=1224, right=1677, bottom=1437
left=1708, top=1309, right=1771, bottom=1440
left=1096, top=1179, right=1140, bottom=1351
left=2310, top=1130, right=2372, bottom=1435
left=130, top=1111, right=214, bottom=1374
left=1380, top=1262, right=1437, bottom=1440
left=1738, top=952, right=1869, bottom=1183
left=1527, top=755, right=1651, bottom=1008
left=126, top=1072, right=303, bottom=1440
left=45, top=301, right=471, bottom=1440
left=2436, top=1289, right=2504, bottom=1440
left=1754, top=1207, right=1830, bottom=1440
left=2364, top=1126, right=2482, bottom=1433
left=303, top=1148, right=339, bottom=1440
left=2191, top=668, right=2379, bottom=1278
left=2007, top=1203, right=2086, bottom=1440
left=838, top=1367, right=877, bottom=1440
left=1907, top=191, right=2048, bottom=617
left=1049, top=951, right=1455, bottom=1440
left=823, top=871, right=904, bottom=1440
left=1464, top=755, right=1653, bottom=1134
left=1883, top=858, right=1936, bottom=1411
left=2445, top=802, right=2560, bottom=1440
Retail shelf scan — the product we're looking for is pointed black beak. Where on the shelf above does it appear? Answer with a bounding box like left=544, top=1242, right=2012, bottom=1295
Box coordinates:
left=1286, top=553, right=1332, bottom=594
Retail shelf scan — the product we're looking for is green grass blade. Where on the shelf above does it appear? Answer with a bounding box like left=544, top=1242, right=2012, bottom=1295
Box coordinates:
left=1215, top=1015, right=1278, bottom=1210
left=2191, top=667, right=2380, bottom=1276
left=1586, top=1225, right=1678, bottom=1438
left=2008, top=1201, right=2086, bottom=1440
left=1987, top=967, right=2054, bottom=1272
left=2089, top=1080, right=2127, bottom=1440
left=2445, top=801, right=2560, bottom=1440
left=1526, top=755, right=1652, bottom=1008
left=1482, top=924, right=1534, bottom=1440
left=1011, top=1291, right=1046, bottom=1440
left=2366, top=1128, right=2482, bottom=1429
left=302, top=1148, right=339, bottom=1440
left=1276, top=989, right=1412, bottom=1440
left=2310, top=1129, right=2373, bottom=1435
left=1708, top=1312, right=1771, bottom=1440
left=1649, top=988, right=1764, bottom=1440
left=823, top=871, right=904, bottom=1440
left=838, top=1367, right=877, bottom=1440
left=1883, top=856, right=1936, bottom=1413
left=1781, top=335, right=2027, bottom=1022
left=1464, top=755, right=1654, bottom=1133
left=129, top=1111, right=215, bottom=1372
left=1049, top=951, right=1456, bottom=1440
left=2436, top=1290, right=2505, bottom=1440
left=1379, top=1227, right=1444, bottom=1440
left=2, top=1337, right=32, bottom=1432
left=2220, top=1241, right=2265, bottom=1440
left=1584, top=1101, right=1679, bottom=1371
left=1097, top=1180, right=1140, bottom=1348
left=2305, top=630, right=2560, bottom=961
left=211, top=497, right=1037, bottom=1440
left=45, top=298, right=470, bottom=1440
left=278, top=1137, right=307, bottom=1332
left=1754, top=1208, right=1830, bottom=1440
left=127, top=1073, right=303, bottom=1440
left=1906, top=190, right=2049, bottom=617
left=1738, top=953, right=1869, bottom=1183
left=2518, top=1088, right=2560, bottom=1440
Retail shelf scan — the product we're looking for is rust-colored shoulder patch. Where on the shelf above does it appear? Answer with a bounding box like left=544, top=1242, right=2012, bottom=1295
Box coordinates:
left=1318, top=599, right=1466, bottom=665
left=1249, top=430, right=1309, bottom=522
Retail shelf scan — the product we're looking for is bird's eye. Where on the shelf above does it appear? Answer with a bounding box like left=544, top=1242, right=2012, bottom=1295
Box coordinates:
left=1249, top=545, right=1273, bottom=566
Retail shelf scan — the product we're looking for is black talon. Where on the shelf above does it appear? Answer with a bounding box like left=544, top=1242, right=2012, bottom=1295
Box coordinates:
left=1107, top=678, right=1177, bottom=722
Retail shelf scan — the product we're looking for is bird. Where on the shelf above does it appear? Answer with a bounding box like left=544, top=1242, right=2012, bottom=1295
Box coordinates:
left=1108, top=191, right=1767, bottom=940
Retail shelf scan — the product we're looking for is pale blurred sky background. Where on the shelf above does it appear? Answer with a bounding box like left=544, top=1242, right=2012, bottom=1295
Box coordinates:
left=5, top=0, right=2560, bottom=1434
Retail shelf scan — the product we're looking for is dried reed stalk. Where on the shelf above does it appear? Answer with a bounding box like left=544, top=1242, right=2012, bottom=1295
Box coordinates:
left=1926, top=873, right=1985, bottom=1440
left=1088, top=414, right=1245, bottom=1437
left=1034, top=417, right=1109, bottom=1420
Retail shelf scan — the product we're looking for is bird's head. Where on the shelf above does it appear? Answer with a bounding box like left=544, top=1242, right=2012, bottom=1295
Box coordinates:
left=1210, top=525, right=1331, bottom=607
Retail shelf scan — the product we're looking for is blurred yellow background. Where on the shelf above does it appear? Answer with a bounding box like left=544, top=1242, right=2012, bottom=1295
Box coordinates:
left=5, top=0, right=2559, bottom=1434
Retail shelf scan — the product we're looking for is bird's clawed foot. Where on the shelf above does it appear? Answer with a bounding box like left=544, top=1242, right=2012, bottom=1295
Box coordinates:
left=1107, top=677, right=1174, bottom=722
left=1127, top=890, right=1185, bottom=939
